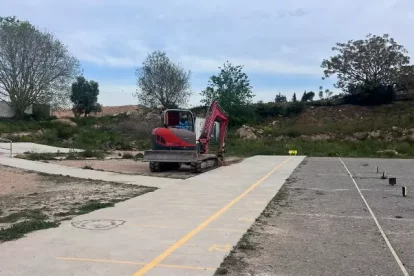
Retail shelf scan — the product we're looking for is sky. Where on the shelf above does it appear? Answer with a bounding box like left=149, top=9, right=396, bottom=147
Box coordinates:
left=1, top=0, right=414, bottom=107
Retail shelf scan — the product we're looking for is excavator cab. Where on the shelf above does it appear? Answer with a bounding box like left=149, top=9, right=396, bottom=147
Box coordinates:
left=162, top=110, right=194, bottom=132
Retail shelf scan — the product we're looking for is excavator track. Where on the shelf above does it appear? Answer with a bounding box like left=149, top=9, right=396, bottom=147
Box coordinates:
left=149, top=162, right=162, bottom=172
left=191, top=155, right=220, bottom=173
left=149, top=162, right=181, bottom=172
left=191, top=161, right=202, bottom=173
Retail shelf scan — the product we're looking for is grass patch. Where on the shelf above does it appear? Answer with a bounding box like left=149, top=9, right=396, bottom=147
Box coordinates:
left=225, top=135, right=414, bottom=158
left=66, top=150, right=105, bottom=160
left=0, top=220, right=60, bottom=241
left=15, top=152, right=63, bottom=161
left=77, top=202, right=115, bottom=214
left=0, top=210, right=47, bottom=223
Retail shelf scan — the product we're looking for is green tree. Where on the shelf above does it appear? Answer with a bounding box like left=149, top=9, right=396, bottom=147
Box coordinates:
left=200, top=61, right=254, bottom=110
left=396, top=65, right=414, bottom=93
left=0, top=16, right=79, bottom=118
left=135, top=51, right=191, bottom=108
left=70, top=76, right=100, bottom=117
left=321, top=34, right=409, bottom=92
left=275, top=92, right=287, bottom=103
left=301, top=91, right=315, bottom=102
left=292, top=93, right=297, bottom=102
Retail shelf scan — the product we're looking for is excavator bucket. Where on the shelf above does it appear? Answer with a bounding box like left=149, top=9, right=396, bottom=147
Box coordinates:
left=143, top=150, right=198, bottom=163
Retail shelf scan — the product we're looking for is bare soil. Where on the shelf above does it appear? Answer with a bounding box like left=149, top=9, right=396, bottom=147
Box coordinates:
left=49, top=157, right=243, bottom=179
left=0, top=165, right=156, bottom=230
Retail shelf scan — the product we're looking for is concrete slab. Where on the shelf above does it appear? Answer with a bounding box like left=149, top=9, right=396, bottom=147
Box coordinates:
left=0, top=155, right=178, bottom=188
left=0, top=155, right=304, bottom=276
left=0, top=142, right=82, bottom=156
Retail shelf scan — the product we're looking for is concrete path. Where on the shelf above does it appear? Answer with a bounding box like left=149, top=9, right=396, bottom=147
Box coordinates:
left=0, top=142, right=82, bottom=156
left=0, top=155, right=304, bottom=276
left=0, top=156, right=178, bottom=188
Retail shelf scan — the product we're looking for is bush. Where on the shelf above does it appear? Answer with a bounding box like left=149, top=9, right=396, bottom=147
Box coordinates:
left=122, top=152, right=134, bottom=159
left=284, top=102, right=305, bottom=117
left=81, top=150, right=105, bottom=159
left=255, top=102, right=284, bottom=118
left=344, top=85, right=396, bottom=105
left=32, top=104, right=51, bottom=120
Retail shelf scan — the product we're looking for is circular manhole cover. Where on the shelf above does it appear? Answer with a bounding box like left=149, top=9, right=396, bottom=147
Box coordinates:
left=71, top=219, right=126, bottom=230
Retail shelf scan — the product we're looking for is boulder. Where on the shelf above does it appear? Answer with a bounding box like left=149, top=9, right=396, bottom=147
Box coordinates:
left=354, top=132, right=368, bottom=140
left=368, top=130, right=381, bottom=139
left=53, top=119, right=77, bottom=127
left=236, top=125, right=258, bottom=140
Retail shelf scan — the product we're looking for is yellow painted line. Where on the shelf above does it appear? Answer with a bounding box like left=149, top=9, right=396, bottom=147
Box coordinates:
left=55, top=257, right=215, bottom=271
left=132, top=157, right=293, bottom=276
left=162, top=205, right=264, bottom=211
left=130, top=224, right=246, bottom=233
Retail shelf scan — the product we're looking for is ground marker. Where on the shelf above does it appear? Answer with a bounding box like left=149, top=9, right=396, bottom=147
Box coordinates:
left=381, top=171, right=387, bottom=179
left=376, top=166, right=379, bottom=173
left=389, top=177, right=396, bottom=186
left=402, top=186, right=407, bottom=197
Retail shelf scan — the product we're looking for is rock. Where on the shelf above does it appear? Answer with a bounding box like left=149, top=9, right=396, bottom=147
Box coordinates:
left=354, top=132, right=368, bottom=140
left=311, top=134, right=333, bottom=141
left=392, top=126, right=398, bottom=131
left=405, top=134, right=414, bottom=143
left=257, top=129, right=264, bottom=134
left=37, top=130, right=43, bottom=135
left=91, top=124, right=100, bottom=129
left=144, top=112, right=160, bottom=121
left=377, top=150, right=399, bottom=156
left=271, top=120, right=279, bottom=126
left=368, top=130, right=381, bottom=139
left=267, top=134, right=272, bottom=137
left=275, top=135, right=288, bottom=141
left=236, top=125, right=257, bottom=140
left=53, top=119, right=77, bottom=127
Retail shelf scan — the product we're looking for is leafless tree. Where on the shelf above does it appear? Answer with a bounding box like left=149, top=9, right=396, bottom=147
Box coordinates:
left=0, top=16, right=79, bottom=118
left=135, top=51, right=191, bottom=108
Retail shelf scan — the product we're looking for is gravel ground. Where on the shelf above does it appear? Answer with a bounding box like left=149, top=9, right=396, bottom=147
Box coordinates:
left=0, top=165, right=156, bottom=230
left=216, top=157, right=414, bottom=276
left=49, top=157, right=242, bottom=179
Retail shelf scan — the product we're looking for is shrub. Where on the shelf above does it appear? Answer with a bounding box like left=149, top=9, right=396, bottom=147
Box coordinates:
left=344, top=85, right=396, bottom=105
left=122, top=152, right=134, bottom=159
left=284, top=102, right=305, bottom=117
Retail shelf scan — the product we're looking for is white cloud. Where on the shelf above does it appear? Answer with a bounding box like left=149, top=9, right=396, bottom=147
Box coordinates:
left=179, top=56, right=321, bottom=75
left=1, top=0, right=413, bottom=105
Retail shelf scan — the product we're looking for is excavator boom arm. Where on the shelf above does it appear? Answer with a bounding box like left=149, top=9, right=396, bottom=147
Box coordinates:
left=198, top=101, right=228, bottom=156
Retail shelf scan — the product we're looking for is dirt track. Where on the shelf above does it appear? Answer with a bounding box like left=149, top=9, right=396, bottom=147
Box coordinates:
left=49, top=157, right=243, bottom=179
left=0, top=165, right=155, bottom=230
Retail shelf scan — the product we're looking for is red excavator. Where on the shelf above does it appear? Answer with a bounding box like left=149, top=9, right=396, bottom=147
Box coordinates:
left=143, top=101, right=229, bottom=173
